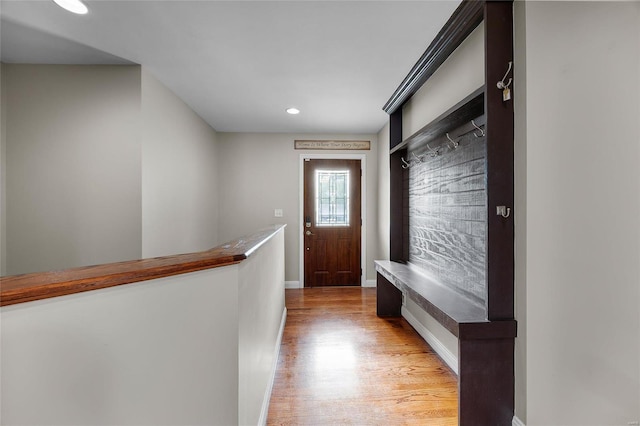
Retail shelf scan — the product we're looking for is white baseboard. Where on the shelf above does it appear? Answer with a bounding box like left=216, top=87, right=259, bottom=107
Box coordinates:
left=512, top=415, right=525, bottom=426
left=285, top=281, right=301, bottom=289
left=363, top=279, right=376, bottom=288
left=286, top=281, right=374, bottom=288
left=258, top=307, right=287, bottom=426
left=401, top=306, right=458, bottom=375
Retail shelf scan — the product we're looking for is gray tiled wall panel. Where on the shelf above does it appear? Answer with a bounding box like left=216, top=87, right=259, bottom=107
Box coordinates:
left=408, top=131, right=487, bottom=303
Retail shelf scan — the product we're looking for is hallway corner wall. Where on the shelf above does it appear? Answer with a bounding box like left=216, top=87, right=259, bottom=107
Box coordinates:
left=141, top=68, right=220, bottom=258
left=3, top=64, right=143, bottom=275
left=2, top=64, right=221, bottom=276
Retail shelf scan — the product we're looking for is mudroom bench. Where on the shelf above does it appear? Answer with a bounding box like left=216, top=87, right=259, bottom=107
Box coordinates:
left=375, top=260, right=517, bottom=424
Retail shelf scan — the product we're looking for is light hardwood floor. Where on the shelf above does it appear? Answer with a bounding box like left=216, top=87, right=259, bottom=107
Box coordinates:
left=267, top=287, right=458, bottom=425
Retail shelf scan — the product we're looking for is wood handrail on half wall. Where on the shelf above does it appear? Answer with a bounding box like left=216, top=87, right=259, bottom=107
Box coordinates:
left=0, top=224, right=286, bottom=307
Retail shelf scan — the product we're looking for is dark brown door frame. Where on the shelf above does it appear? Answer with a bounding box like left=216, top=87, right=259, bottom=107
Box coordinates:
left=299, top=153, right=367, bottom=288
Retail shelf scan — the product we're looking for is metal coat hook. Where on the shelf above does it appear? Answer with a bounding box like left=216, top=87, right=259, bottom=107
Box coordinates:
left=446, top=133, right=459, bottom=149
left=497, top=61, right=513, bottom=90
left=426, top=144, right=439, bottom=157
left=471, top=120, right=485, bottom=137
left=496, top=206, right=511, bottom=218
left=401, top=157, right=411, bottom=169
left=411, top=152, right=424, bottom=163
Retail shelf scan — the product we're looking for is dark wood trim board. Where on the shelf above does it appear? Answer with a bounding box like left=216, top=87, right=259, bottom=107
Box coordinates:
left=382, top=1, right=484, bottom=114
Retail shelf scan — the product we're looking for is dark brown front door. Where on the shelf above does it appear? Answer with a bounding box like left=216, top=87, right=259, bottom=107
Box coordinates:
left=303, top=159, right=361, bottom=287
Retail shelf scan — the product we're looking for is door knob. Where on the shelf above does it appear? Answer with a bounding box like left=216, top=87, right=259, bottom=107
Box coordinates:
left=305, top=230, right=314, bottom=236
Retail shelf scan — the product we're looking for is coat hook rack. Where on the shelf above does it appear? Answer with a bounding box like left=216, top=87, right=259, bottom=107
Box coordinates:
left=471, top=120, right=485, bottom=137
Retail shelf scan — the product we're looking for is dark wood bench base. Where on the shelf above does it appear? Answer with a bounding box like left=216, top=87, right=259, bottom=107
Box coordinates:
left=375, top=262, right=516, bottom=425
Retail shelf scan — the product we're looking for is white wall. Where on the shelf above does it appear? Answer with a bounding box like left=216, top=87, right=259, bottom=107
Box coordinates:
left=3, top=65, right=142, bottom=275
left=513, top=0, right=528, bottom=421
left=515, top=2, right=640, bottom=424
left=1, top=65, right=221, bottom=276
left=1, top=266, right=241, bottom=425
left=217, top=132, right=378, bottom=284
left=238, top=228, right=286, bottom=425
left=141, top=68, right=219, bottom=258
left=402, top=298, right=459, bottom=373
left=1, top=63, right=7, bottom=275
left=402, top=23, right=484, bottom=138
left=376, top=121, right=390, bottom=261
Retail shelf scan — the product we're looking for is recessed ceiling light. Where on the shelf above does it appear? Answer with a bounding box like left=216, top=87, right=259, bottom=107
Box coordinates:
left=53, top=0, right=88, bottom=15
left=286, top=108, right=300, bottom=115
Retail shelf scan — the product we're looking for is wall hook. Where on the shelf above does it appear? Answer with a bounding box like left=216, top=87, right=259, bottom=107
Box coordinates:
left=496, top=61, right=513, bottom=90
left=446, top=133, right=459, bottom=149
left=496, top=206, right=511, bottom=218
left=411, top=152, right=424, bottom=163
left=401, top=157, right=411, bottom=169
left=471, top=120, right=485, bottom=137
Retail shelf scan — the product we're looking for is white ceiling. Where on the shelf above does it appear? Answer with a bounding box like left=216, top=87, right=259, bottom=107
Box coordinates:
left=0, top=0, right=461, bottom=134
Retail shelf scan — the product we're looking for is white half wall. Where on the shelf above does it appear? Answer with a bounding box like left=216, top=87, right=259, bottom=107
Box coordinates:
left=238, top=228, right=286, bottom=425
left=141, top=68, right=219, bottom=258
left=3, top=65, right=142, bottom=275
left=1, top=226, right=287, bottom=425
left=1, top=266, right=241, bottom=425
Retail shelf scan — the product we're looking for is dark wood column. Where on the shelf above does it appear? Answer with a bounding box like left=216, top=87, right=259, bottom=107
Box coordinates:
left=376, top=272, right=402, bottom=317
left=484, top=0, right=515, bottom=320
left=458, top=337, right=515, bottom=425
left=389, top=110, right=408, bottom=263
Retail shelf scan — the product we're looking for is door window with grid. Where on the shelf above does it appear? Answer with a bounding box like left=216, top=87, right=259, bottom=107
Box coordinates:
left=315, top=169, right=350, bottom=227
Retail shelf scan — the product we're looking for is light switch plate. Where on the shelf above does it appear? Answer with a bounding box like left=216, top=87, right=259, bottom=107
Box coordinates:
left=274, top=209, right=283, bottom=218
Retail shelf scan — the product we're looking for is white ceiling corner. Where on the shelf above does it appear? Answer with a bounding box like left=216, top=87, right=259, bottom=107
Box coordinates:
left=0, top=0, right=461, bottom=134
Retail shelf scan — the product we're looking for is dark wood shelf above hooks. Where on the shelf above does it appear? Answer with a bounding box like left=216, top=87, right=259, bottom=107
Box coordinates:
left=390, top=86, right=485, bottom=155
